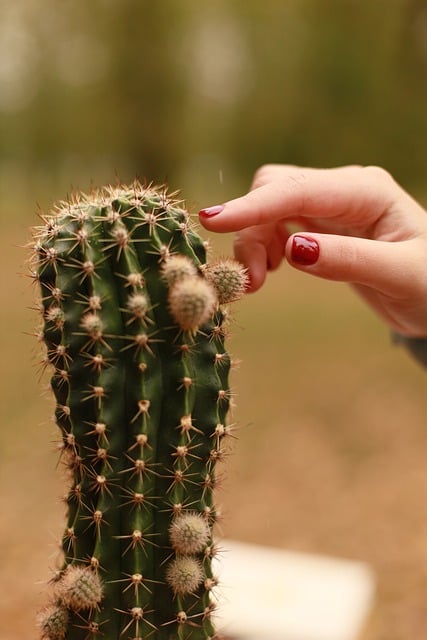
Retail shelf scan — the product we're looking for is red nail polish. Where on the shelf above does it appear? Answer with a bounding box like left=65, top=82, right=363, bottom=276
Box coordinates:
left=199, top=205, right=225, bottom=218
left=291, top=235, right=319, bottom=265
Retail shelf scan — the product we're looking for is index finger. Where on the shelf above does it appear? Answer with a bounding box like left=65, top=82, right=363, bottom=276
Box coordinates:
left=198, top=165, right=398, bottom=233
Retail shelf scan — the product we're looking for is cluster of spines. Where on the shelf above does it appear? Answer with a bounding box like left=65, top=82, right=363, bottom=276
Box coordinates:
left=31, top=183, right=246, bottom=640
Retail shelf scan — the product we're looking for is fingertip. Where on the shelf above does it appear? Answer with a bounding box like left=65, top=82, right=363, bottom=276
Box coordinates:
left=198, top=205, right=225, bottom=220
left=286, top=234, right=320, bottom=267
left=198, top=195, right=258, bottom=232
left=234, top=239, right=267, bottom=293
left=285, top=231, right=416, bottom=298
left=243, top=266, right=265, bottom=293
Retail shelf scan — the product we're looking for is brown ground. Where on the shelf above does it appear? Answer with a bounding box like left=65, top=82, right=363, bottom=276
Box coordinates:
left=3, top=222, right=427, bottom=639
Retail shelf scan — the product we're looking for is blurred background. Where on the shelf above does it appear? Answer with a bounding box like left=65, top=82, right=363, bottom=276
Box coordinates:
left=2, top=1, right=427, bottom=638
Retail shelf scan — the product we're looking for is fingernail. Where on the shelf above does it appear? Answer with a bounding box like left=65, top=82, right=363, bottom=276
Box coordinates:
left=198, top=205, right=225, bottom=218
left=291, top=235, right=320, bottom=265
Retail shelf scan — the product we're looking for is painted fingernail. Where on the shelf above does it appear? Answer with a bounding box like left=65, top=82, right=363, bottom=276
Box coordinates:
left=291, top=235, right=320, bottom=265
left=198, top=205, right=225, bottom=218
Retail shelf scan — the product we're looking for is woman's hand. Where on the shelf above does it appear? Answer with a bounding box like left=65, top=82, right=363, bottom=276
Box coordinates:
left=199, top=164, right=427, bottom=337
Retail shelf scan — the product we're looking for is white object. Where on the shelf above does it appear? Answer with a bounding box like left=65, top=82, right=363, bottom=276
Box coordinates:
left=213, top=539, right=375, bottom=640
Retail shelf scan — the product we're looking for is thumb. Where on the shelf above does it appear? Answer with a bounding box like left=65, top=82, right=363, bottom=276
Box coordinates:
left=286, top=233, right=421, bottom=298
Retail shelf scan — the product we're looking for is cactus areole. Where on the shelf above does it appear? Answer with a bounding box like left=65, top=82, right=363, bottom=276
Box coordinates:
left=31, top=183, right=247, bottom=640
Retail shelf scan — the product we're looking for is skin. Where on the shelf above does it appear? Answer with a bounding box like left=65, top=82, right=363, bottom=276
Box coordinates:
left=199, top=164, right=427, bottom=337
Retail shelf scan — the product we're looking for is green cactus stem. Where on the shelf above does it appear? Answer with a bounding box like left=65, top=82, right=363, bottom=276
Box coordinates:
left=31, top=182, right=247, bottom=640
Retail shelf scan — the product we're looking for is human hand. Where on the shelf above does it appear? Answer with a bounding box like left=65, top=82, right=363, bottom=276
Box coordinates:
left=199, top=164, right=427, bottom=337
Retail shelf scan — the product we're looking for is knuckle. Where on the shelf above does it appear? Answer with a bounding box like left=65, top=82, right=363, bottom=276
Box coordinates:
left=343, top=163, right=364, bottom=170
left=363, top=165, right=395, bottom=185
left=251, top=164, right=279, bottom=189
left=280, top=173, right=308, bottom=214
left=233, top=233, right=246, bottom=252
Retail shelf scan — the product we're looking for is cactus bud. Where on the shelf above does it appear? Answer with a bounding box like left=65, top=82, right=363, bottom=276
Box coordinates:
left=206, top=259, right=249, bottom=304
left=166, top=556, right=204, bottom=595
left=161, top=255, right=198, bottom=286
left=169, top=512, right=210, bottom=554
left=168, top=278, right=217, bottom=332
left=37, top=603, right=69, bottom=640
left=58, top=566, right=103, bottom=611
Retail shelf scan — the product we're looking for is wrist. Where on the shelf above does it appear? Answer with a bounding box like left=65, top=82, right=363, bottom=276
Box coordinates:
left=392, top=332, right=427, bottom=368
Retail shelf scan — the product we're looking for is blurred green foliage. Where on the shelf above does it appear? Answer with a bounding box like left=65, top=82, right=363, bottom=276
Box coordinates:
left=0, top=0, right=426, bottom=209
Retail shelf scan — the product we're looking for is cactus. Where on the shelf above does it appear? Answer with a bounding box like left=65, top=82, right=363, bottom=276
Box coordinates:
left=31, top=182, right=247, bottom=640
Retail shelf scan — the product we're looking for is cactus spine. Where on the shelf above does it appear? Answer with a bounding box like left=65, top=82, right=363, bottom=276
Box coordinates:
left=31, top=182, right=247, bottom=640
